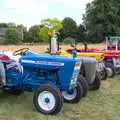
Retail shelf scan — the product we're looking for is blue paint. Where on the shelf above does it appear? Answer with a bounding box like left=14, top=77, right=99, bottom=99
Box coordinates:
left=45, top=98, right=50, bottom=103
left=2, top=50, right=82, bottom=92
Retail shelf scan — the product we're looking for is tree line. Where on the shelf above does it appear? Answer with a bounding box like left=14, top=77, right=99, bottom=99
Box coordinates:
left=0, top=18, right=86, bottom=44
left=0, top=0, right=120, bottom=44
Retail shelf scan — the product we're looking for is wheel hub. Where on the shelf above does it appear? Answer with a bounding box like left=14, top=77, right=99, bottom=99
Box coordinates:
left=38, top=91, right=55, bottom=111
left=45, top=98, right=50, bottom=103
left=62, top=89, right=77, bottom=100
left=106, top=67, right=113, bottom=77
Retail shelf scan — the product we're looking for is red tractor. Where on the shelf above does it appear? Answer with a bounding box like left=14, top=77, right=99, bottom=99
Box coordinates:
left=67, top=36, right=120, bottom=78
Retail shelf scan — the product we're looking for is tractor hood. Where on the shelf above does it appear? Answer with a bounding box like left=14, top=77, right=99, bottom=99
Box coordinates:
left=58, top=50, right=97, bottom=84
left=20, top=50, right=81, bottom=90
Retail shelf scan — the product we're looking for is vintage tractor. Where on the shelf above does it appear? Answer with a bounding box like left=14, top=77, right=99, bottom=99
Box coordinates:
left=73, top=36, right=120, bottom=77
left=67, top=46, right=107, bottom=81
left=47, top=31, right=101, bottom=95
left=0, top=48, right=83, bottom=115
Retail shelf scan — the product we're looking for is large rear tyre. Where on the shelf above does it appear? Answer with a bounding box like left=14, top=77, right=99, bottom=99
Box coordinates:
left=33, top=84, right=63, bottom=115
left=89, top=73, right=101, bottom=91
left=62, top=82, right=83, bottom=103
left=77, top=75, right=88, bottom=97
left=105, top=62, right=115, bottom=78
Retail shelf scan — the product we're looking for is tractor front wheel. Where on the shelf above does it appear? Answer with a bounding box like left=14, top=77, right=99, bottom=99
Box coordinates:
left=33, top=84, right=63, bottom=115
left=105, top=62, right=115, bottom=78
left=77, top=75, right=88, bottom=97
left=62, top=82, right=83, bottom=103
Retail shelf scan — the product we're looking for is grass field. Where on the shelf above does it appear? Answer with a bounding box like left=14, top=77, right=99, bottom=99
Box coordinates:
left=0, top=44, right=119, bottom=120
left=0, top=76, right=119, bottom=120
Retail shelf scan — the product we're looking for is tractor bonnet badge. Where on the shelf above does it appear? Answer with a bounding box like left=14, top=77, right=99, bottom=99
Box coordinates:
left=21, top=60, right=64, bottom=66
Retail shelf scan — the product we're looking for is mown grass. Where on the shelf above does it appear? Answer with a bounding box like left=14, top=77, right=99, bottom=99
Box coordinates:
left=0, top=44, right=119, bottom=120
left=0, top=76, right=119, bottom=120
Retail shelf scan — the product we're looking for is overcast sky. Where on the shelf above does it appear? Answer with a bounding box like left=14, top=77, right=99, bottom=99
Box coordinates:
left=0, top=0, right=93, bottom=28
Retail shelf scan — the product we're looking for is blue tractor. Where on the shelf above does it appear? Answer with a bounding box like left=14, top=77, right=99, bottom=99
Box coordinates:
left=47, top=31, right=101, bottom=96
left=0, top=48, right=83, bottom=115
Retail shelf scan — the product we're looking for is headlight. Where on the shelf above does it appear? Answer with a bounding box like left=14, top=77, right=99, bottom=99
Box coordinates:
left=70, top=61, right=81, bottom=88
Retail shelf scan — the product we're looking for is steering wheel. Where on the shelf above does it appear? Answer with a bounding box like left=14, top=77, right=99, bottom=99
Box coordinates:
left=13, top=48, right=29, bottom=56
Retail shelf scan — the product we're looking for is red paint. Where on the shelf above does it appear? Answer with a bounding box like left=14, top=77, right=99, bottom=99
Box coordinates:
left=0, top=55, right=11, bottom=61
left=67, top=47, right=120, bottom=59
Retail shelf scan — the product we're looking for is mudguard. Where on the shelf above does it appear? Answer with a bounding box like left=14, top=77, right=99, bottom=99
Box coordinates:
left=58, top=50, right=97, bottom=84
left=79, top=57, right=97, bottom=84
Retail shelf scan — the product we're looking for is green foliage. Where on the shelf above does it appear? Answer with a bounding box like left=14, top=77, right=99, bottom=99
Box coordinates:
left=5, top=28, right=22, bottom=44
left=17, top=24, right=27, bottom=42
left=77, top=24, right=86, bottom=42
left=27, top=25, right=41, bottom=43
left=60, top=17, right=78, bottom=41
left=83, top=0, right=120, bottom=43
left=41, top=18, right=63, bottom=32
left=4, top=1, right=120, bottom=44
left=62, top=37, right=75, bottom=44
left=40, top=18, right=63, bottom=43
left=0, top=23, right=8, bottom=28
left=7, top=23, right=16, bottom=28
left=39, top=26, right=49, bottom=43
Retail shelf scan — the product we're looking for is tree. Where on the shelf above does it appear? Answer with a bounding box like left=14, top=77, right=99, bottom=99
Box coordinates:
left=8, top=23, right=16, bottom=28
left=17, top=24, right=27, bottom=42
left=5, top=28, right=22, bottom=44
left=60, top=17, right=78, bottom=42
left=40, top=18, right=63, bottom=42
left=83, top=0, right=120, bottom=43
left=77, top=24, right=86, bottom=42
left=27, top=25, right=41, bottom=43
left=39, top=27, right=49, bottom=43
left=0, top=23, right=8, bottom=28
left=41, top=18, right=63, bottom=32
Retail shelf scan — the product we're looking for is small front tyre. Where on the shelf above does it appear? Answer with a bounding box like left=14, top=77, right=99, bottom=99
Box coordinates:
left=62, top=82, right=83, bottom=103
left=105, top=62, right=115, bottom=78
left=33, top=84, right=63, bottom=115
left=78, top=75, right=88, bottom=97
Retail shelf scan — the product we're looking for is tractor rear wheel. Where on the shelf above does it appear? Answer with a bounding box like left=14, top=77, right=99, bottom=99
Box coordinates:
left=77, top=75, right=88, bottom=97
left=105, top=62, right=115, bottom=78
left=62, top=82, right=83, bottom=103
left=33, top=84, right=63, bottom=115
left=89, top=73, right=101, bottom=90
